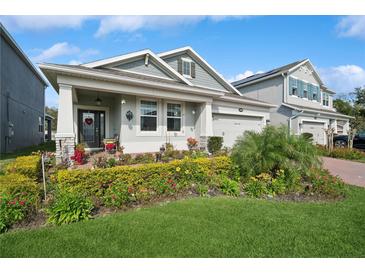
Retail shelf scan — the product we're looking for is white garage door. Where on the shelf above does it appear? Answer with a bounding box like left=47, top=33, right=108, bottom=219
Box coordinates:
left=301, top=121, right=326, bottom=145
left=213, top=114, right=263, bottom=148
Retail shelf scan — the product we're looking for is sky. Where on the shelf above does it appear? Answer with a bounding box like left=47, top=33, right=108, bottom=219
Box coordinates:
left=1, top=15, right=364, bottom=107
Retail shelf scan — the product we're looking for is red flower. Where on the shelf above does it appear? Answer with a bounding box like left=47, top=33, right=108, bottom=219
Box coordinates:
left=19, top=201, right=25, bottom=206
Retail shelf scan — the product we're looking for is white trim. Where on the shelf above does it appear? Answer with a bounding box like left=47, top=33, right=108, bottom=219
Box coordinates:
left=136, top=97, right=163, bottom=137
left=40, top=63, right=224, bottom=98
left=158, top=46, right=242, bottom=96
left=164, top=100, right=185, bottom=137
left=288, top=59, right=324, bottom=86
left=73, top=104, right=110, bottom=147
left=282, top=103, right=353, bottom=119
left=81, top=49, right=193, bottom=86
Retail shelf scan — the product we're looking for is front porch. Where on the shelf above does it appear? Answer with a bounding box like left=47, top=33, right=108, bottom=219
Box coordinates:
left=55, top=84, right=214, bottom=163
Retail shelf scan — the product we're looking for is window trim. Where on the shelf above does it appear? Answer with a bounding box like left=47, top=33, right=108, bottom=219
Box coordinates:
left=136, top=98, right=162, bottom=136
left=164, top=101, right=185, bottom=136
left=290, top=77, right=298, bottom=96
left=182, top=58, right=193, bottom=78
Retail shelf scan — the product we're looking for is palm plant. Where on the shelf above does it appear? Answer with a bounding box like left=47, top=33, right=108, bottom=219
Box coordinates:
left=231, top=125, right=321, bottom=179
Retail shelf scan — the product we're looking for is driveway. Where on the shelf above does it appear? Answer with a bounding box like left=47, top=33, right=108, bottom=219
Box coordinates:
left=322, top=157, right=365, bottom=188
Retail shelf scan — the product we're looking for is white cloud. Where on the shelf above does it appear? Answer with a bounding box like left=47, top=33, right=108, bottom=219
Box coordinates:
left=336, top=16, right=365, bottom=40
left=318, top=65, right=365, bottom=94
left=32, top=42, right=80, bottom=63
left=0, top=16, right=93, bottom=31
left=228, top=70, right=263, bottom=82
left=95, top=15, right=247, bottom=37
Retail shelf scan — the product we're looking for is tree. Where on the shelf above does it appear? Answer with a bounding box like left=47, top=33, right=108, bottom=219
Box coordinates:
left=334, top=87, right=365, bottom=148
left=45, top=106, right=58, bottom=131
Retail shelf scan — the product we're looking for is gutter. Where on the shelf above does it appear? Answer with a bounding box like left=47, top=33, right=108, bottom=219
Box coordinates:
left=282, top=103, right=354, bottom=119
left=288, top=110, right=304, bottom=136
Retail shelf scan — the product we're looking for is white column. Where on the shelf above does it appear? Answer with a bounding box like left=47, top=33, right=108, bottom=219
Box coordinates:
left=197, top=101, right=213, bottom=150
left=55, top=84, right=75, bottom=163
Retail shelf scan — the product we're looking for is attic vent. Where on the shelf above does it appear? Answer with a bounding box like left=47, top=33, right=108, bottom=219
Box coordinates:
left=144, top=54, right=149, bottom=66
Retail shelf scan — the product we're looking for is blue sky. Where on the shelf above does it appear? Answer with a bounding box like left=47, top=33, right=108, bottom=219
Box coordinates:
left=1, top=15, right=364, bottom=107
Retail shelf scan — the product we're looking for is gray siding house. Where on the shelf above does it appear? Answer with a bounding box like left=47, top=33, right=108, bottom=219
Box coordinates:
left=232, top=59, right=352, bottom=145
left=40, top=46, right=275, bottom=163
left=0, top=23, right=47, bottom=154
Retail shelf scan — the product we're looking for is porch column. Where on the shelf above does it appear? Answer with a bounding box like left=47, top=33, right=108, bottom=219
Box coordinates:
left=55, top=84, right=75, bottom=164
left=198, top=102, right=213, bottom=150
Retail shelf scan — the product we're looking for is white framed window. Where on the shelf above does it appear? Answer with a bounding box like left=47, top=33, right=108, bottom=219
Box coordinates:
left=167, top=103, right=182, bottom=132
left=140, top=100, right=158, bottom=131
left=182, top=58, right=192, bottom=77
left=322, top=92, right=329, bottom=106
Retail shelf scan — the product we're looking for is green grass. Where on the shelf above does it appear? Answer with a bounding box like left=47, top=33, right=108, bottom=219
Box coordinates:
left=1, top=186, right=364, bottom=258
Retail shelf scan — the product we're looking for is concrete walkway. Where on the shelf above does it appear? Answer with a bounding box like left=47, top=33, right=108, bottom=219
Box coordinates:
left=322, top=157, right=365, bottom=188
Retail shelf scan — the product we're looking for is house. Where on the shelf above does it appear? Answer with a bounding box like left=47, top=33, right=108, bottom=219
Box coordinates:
left=39, top=46, right=275, bottom=162
left=232, top=59, right=352, bottom=145
left=0, top=23, right=48, bottom=154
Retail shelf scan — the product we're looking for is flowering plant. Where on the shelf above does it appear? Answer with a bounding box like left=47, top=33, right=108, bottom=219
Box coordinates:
left=71, top=144, right=86, bottom=165
left=187, top=137, right=198, bottom=150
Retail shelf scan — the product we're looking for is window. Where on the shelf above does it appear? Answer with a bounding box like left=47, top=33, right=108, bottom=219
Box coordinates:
left=303, top=83, right=308, bottom=99
left=322, top=92, right=330, bottom=106
left=289, top=77, right=298, bottom=96
left=38, top=116, right=43, bottom=133
left=140, top=100, right=157, bottom=131
left=167, top=103, right=182, bottom=132
left=182, top=59, right=192, bottom=77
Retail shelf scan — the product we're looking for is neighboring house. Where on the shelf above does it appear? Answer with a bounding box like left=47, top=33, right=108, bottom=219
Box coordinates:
left=39, top=46, right=275, bottom=162
left=232, top=59, right=352, bottom=145
left=0, top=23, right=47, bottom=154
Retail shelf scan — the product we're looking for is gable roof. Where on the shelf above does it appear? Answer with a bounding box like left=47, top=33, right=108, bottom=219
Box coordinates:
left=232, top=59, right=307, bottom=87
left=82, top=49, right=193, bottom=86
left=0, top=23, right=48, bottom=86
left=158, top=46, right=242, bottom=96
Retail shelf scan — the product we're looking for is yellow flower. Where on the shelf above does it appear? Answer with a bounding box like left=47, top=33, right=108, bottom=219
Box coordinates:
left=185, top=170, right=190, bottom=174
left=176, top=167, right=181, bottom=172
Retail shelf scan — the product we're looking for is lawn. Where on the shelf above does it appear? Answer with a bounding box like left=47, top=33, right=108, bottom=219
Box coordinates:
left=0, top=185, right=364, bottom=258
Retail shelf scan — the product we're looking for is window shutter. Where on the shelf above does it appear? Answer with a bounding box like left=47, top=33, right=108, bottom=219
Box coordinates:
left=298, top=80, right=304, bottom=97
left=317, top=87, right=321, bottom=102
left=177, top=58, right=182, bottom=74
left=308, top=84, right=313, bottom=100
left=289, top=77, right=293, bottom=95
left=191, top=62, right=196, bottom=78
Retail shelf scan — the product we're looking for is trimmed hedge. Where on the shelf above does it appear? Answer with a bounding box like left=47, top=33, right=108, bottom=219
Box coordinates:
left=54, top=156, right=238, bottom=203
left=5, top=155, right=41, bottom=180
left=207, top=136, right=223, bottom=154
left=0, top=174, right=40, bottom=208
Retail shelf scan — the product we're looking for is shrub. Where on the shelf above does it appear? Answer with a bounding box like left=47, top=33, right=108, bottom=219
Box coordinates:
left=231, top=125, right=321, bottom=179
left=0, top=174, right=40, bottom=208
left=132, top=153, right=155, bottom=164
left=0, top=193, right=32, bottom=233
left=47, top=192, right=94, bottom=225
left=219, top=176, right=240, bottom=196
left=244, top=177, right=268, bottom=198
left=0, top=174, right=40, bottom=233
left=244, top=170, right=289, bottom=198
left=208, top=136, right=223, bottom=154
left=5, top=155, right=41, bottom=180
left=54, top=157, right=237, bottom=205
left=306, top=168, right=346, bottom=198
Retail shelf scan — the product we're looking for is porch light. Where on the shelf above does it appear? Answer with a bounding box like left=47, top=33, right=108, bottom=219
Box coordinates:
left=121, top=99, right=126, bottom=105
left=95, top=95, right=102, bottom=106
left=192, top=110, right=196, bottom=115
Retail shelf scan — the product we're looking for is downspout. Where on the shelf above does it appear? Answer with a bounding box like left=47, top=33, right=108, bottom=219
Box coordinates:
left=288, top=110, right=304, bottom=136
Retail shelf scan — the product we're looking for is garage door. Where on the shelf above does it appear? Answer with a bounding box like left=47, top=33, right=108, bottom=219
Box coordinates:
left=213, top=114, right=263, bottom=148
left=301, top=121, right=326, bottom=145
